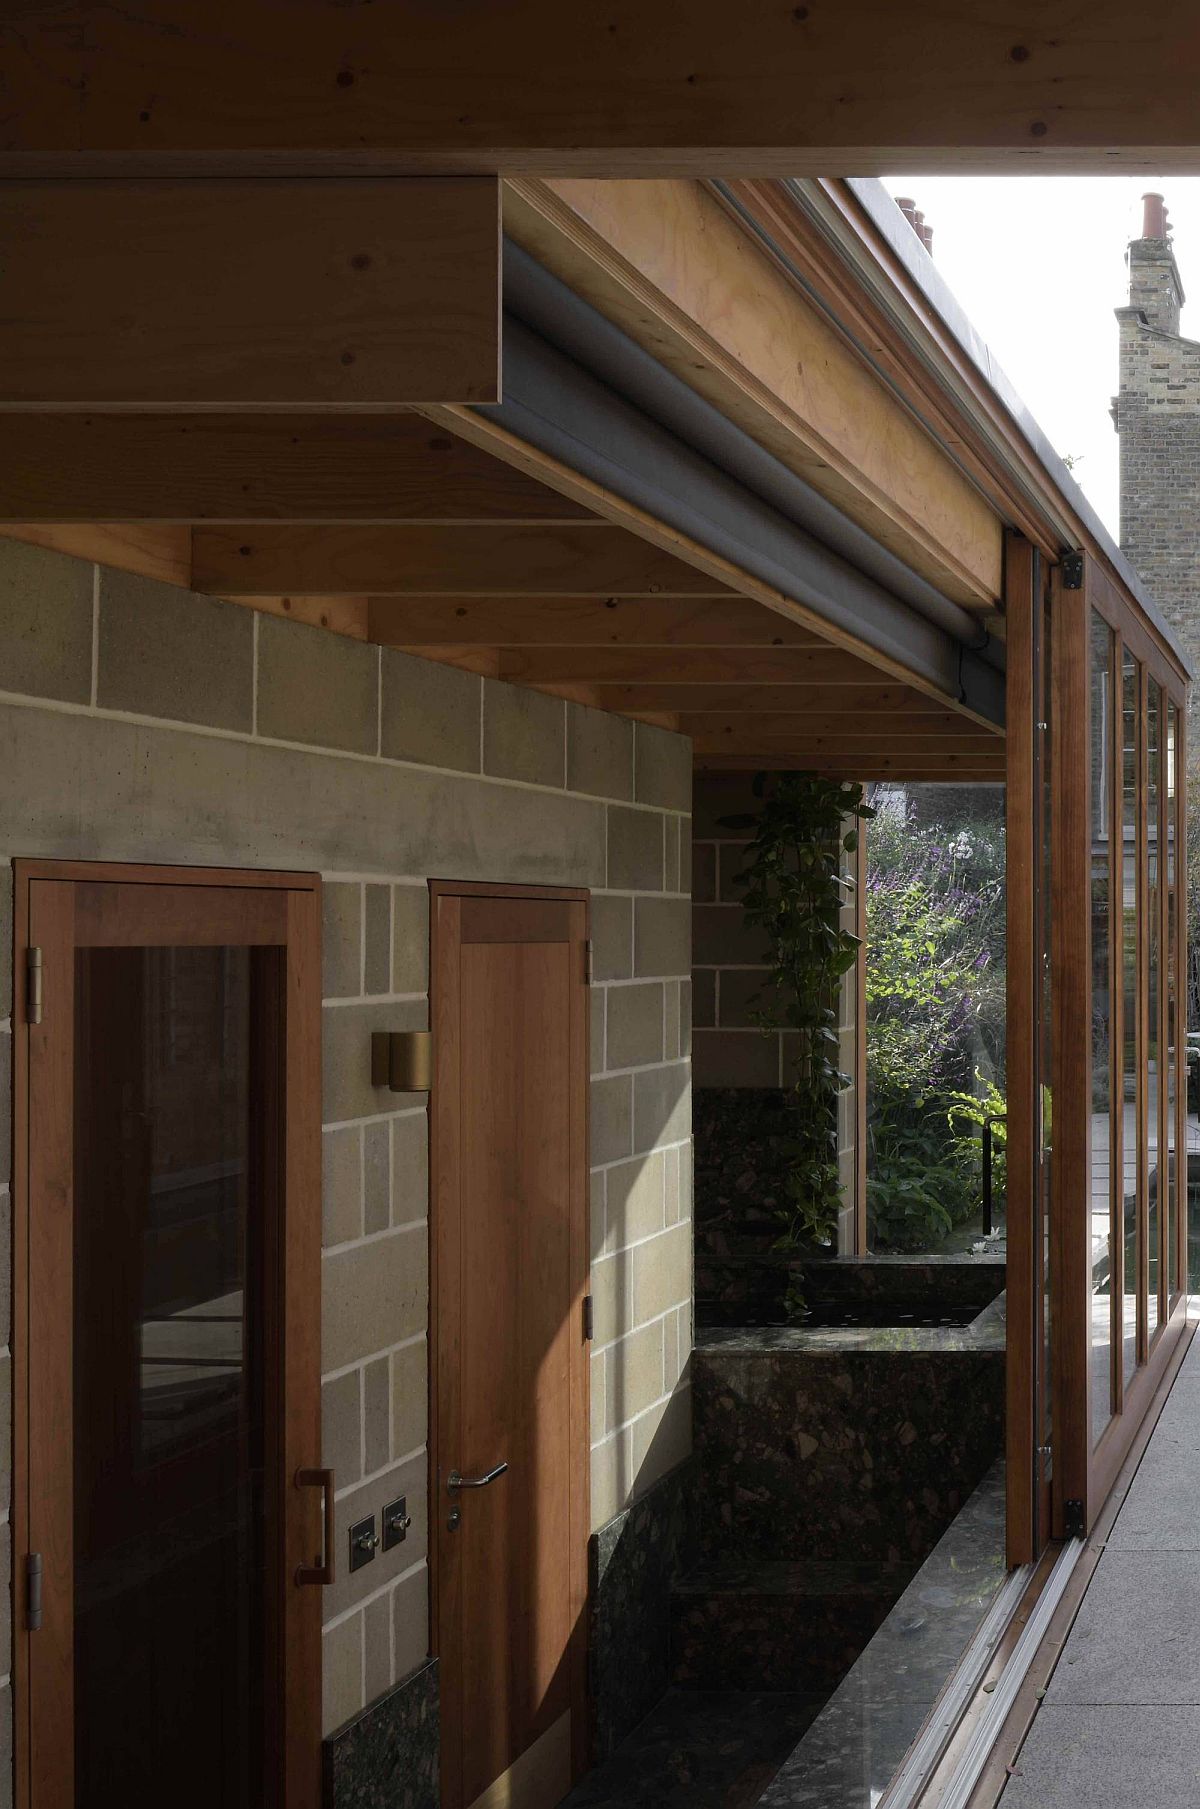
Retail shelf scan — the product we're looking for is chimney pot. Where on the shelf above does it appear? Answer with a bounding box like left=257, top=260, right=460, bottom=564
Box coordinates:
left=1142, top=192, right=1168, bottom=240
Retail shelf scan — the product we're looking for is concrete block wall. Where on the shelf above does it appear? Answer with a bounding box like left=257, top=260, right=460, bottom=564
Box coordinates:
left=690, top=773, right=860, bottom=1250
left=0, top=536, right=693, bottom=1761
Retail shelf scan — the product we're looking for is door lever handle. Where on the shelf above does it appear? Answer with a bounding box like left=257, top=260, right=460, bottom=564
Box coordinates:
left=447, top=1461, right=508, bottom=1492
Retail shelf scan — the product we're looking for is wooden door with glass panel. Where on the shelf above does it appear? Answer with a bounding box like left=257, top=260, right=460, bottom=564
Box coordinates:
left=1056, top=557, right=1189, bottom=1531
left=11, top=861, right=325, bottom=1809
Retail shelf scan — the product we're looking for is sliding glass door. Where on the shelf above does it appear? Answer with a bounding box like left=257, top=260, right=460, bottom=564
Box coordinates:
left=1060, top=557, right=1188, bottom=1527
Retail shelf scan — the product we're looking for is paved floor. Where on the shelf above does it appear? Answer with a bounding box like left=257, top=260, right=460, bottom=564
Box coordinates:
left=1002, top=1322, right=1200, bottom=1808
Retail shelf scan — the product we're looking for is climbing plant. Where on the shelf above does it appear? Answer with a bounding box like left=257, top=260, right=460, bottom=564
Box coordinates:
left=721, top=773, right=873, bottom=1258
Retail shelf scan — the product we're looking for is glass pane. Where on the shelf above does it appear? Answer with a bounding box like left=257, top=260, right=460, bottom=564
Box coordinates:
left=1090, top=613, right=1116, bottom=1442
left=1146, top=679, right=1161, bottom=1343
left=1039, top=589, right=1054, bottom=1467
left=1167, top=701, right=1179, bottom=1302
left=1121, top=651, right=1139, bottom=1386
left=73, top=944, right=270, bottom=1809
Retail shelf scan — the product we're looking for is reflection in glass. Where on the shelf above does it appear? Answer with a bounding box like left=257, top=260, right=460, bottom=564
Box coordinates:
left=1167, top=702, right=1179, bottom=1303
left=1090, top=613, right=1116, bottom=1442
left=73, top=945, right=268, bottom=1809
left=1146, top=679, right=1160, bottom=1342
left=1121, top=652, right=1139, bottom=1384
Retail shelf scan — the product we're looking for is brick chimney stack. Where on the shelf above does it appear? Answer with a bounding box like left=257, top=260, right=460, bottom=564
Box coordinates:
left=1127, top=191, right=1185, bottom=336
left=894, top=195, right=934, bottom=256
left=1114, top=189, right=1200, bottom=772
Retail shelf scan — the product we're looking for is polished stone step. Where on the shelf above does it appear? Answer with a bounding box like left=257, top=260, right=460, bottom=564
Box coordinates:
left=670, top=1556, right=914, bottom=1692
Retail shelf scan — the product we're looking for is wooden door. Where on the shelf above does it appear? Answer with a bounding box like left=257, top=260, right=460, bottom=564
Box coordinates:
left=11, top=861, right=324, bottom=1809
left=431, top=882, right=590, bottom=1809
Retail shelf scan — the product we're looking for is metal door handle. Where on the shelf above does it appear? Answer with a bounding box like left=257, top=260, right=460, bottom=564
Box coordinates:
left=295, top=1467, right=335, bottom=1585
left=447, top=1461, right=508, bottom=1492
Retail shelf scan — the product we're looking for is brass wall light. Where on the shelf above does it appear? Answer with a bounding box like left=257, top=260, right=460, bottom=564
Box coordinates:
left=371, top=1030, right=433, bottom=1093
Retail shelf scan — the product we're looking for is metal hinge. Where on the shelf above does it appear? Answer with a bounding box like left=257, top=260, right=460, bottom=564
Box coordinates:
left=26, top=1553, right=43, bottom=1631
left=583, top=1295, right=594, bottom=1341
left=584, top=939, right=594, bottom=985
left=1063, top=1497, right=1086, bottom=1539
left=1061, top=550, right=1084, bottom=590
left=26, top=947, right=43, bottom=1025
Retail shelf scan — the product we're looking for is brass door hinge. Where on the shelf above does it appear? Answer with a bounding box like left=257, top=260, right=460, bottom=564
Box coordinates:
left=26, top=947, right=43, bottom=1025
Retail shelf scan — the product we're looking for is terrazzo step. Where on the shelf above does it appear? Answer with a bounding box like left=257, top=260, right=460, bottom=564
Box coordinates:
left=670, top=1557, right=914, bottom=1693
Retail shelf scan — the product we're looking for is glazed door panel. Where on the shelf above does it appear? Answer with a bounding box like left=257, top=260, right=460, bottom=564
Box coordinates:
left=1049, top=558, right=1189, bottom=1533
left=13, top=863, right=323, bottom=1809
left=1005, top=536, right=1055, bottom=1563
left=431, top=884, right=589, bottom=1809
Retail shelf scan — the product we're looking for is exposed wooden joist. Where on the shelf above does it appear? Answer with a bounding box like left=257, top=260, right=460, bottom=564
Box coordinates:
left=590, top=683, right=952, bottom=715
left=0, top=4, right=1192, bottom=174
left=0, top=178, right=500, bottom=409
left=682, top=713, right=1002, bottom=741
left=696, top=755, right=1007, bottom=779
left=192, top=525, right=734, bottom=597
left=0, top=523, right=191, bottom=587
left=692, top=735, right=1003, bottom=757
left=367, top=595, right=820, bottom=647
left=491, top=648, right=904, bottom=685
left=0, top=415, right=594, bottom=523
left=505, top=177, right=1002, bottom=609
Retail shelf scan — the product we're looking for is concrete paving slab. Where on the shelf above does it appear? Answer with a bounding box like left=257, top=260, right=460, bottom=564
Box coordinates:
left=1107, top=1434, right=1200, bottom=1549
left=1046, top=1550, right=1200, bottom=1704
left=1002, top=1705, right=1200, bottom=1808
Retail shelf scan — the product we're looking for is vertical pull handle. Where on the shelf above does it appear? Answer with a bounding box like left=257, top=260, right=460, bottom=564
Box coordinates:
left=294, top=1467, right=335, bottom=1586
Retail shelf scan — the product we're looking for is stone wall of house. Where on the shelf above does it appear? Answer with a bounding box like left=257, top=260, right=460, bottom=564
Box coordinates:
left=0, top=535, right=693, bottom=1768
left=1115, top=227, right=1200, bottom=755
left=690, top=773, right=860, bottom=1256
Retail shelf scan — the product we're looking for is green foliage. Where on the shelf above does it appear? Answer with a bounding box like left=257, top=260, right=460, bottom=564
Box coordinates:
left=865, top=793, right=1007, bottom=1252
left=721, top=772, right=873, bottom=1270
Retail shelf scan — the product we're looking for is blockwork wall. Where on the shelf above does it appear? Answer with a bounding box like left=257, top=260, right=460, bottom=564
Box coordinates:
left=0, top=536, right=693, bottom=1760
left=691, top=773, right=860, bottom=1251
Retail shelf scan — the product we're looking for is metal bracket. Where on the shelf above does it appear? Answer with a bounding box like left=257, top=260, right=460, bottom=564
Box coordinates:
left=1061, top=550, right=1084, bottom=590
left=1063, top=1497, right=1086, bottom=1539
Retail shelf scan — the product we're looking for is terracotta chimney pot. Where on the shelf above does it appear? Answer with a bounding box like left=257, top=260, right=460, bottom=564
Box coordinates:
left=1142, top=192, right=1168, bottom=240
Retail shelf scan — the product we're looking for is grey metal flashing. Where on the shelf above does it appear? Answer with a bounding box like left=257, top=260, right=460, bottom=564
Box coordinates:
left=485, top=244, right=1005, bottom=727
left=823, top=176, right=1191, bottom=679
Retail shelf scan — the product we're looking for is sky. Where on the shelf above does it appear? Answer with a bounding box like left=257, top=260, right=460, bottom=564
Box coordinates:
left=879, top=176, right=1200, bottom=538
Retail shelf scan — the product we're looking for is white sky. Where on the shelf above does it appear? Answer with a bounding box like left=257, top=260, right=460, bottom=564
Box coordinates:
left=880, top=176, right=1200, bottom=538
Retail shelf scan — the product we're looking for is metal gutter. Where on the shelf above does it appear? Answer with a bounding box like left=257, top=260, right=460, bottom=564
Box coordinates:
left=804, top=176, right=1191, bottom=679
left=483, top=244, right=1005, bottom=726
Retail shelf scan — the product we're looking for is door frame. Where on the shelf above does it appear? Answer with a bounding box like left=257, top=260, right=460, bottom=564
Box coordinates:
left=428, top=878, right=591, bottom=1808
left=10, top=857, right=324, bottom=1809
